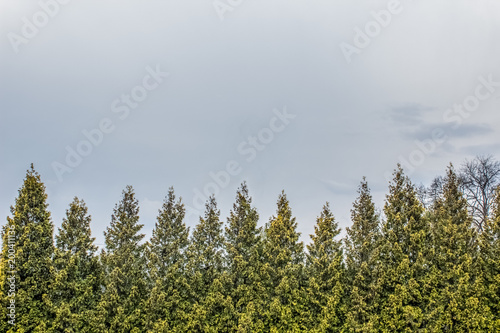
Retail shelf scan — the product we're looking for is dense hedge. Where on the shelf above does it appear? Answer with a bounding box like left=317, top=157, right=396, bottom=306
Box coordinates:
left=1, top=163, right=500, bottom=332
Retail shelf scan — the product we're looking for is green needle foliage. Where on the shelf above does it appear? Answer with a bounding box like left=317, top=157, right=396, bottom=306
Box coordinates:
left=184, top=195, right=231, bottom=331
left=51, top=197, right=101, bottom=333
left=2, top=161, right=500, bottom=332
left=427, top=165, right=490, bottom=331
left=262, top=191, right=306, bottom=332
left=224, top=182, right=264, bottom=331
left=143, top=187, right=190, bottom=332
left=306, top=202, right=344, bottom=332
left=97, top=185, right=146, bottom=333
left=0, top=165, right=55, bottom=333
left=479, top=185, right=500, bottom=331
left=375, top=165, right=431, bottom=332
left=344, top=178, right=380, bottom=332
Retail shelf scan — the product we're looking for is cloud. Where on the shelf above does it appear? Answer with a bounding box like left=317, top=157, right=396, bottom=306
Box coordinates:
left=387, top=103, right=494, bottom=144
left=459, top=143, right=500, bottom=156
left=407, top=123, right=494, bottom=141
left=388, top=103, right=434, bottom=126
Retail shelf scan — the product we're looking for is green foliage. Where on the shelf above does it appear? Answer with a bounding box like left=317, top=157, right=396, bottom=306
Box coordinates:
left=306, top=202, right=344, bottom=332
left=224, top=183, right=264, bottom=330
left=143, top=187, right=190, bottom=332
left=97, top=185, right=147, bottom=333
left=427, top=165, right=490, bottom=331
left=185, top=195, right=229, bottom=331
left=262, top=191, right=306, bottom=332
left=186, top=195, right=225, bottom=297
left=374, top=165, right=431, bottom=331
left=0, top=165, right=55, bottom=332
left=51, top=198, right=101, bottom=333
left=479, top=185, right=500, bottom=330
left=3, top=163, right=500, bottom=332
left=344, top=178, right=380, bottom=332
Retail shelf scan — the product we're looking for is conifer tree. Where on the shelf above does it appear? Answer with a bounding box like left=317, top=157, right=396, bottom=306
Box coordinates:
left=306, top=202, right=344, bottom=332
left=374, top=165, right=431, bottom=331
left=262, top=191, right=306, bottom=332
left=185, top=196, right=233, bottom=331
left=0, top=165, right=55, bottom=332
left=5, top=160, right=500, bottom=331
left=344, top=178, right=380, bottom=332
left=427, top=165, right=490, bottom=331
left=50, top=197, right=101, bottom=333
left=143, top=187, right=191, bottom=332
left=198, top=272, right=237, bottom=333
left=479, top=185, right=500, bottom=330
left=186, top=195, right=225, bottom=297
left=97, top=185, right=146, bottom=333
left=224, top=182, right=265, bottom=331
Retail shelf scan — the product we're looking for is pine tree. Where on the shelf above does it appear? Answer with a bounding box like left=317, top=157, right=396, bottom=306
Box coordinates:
left=97, top=185, right=146, bottom=333
left=306, top=202, right=344, bottom=332
left=199, top=272, right=237, bottom=333
left=50, top=197, right=101, bottom=333
left=224, top=183, right=265, bottom=331
left=262, top=191, right=306, bottom=332
left=427, top=164, right=490, bottom=331
left=185, top=195, right=233, bottom=331
left=0, top=165, right=55, bottom=332
left=479, top=185, right=500, bottom=330
left=143, top=187, right=191, bottom=332
left=374, top=165, right=431, bottom=331
left=186, top=195, right=225, bottom=297
left=344, top=178, right=380, bottom=332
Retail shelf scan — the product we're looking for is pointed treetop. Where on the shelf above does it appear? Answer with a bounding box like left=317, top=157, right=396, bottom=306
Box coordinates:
left=307, top=202, right=341, bottom=259
left=347, top=177, right=378, bottom=241
left=56, top=197, right=96, bottom=255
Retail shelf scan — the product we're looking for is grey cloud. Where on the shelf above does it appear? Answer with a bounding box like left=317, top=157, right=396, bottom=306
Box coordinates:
left=405, top=123, right=493, bottom=141
left=388, top=103, right=434, bottom=126
left=459, top=143, right=500, bottom=156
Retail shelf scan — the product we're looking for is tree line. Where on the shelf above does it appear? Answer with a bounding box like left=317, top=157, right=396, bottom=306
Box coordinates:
left=1, top=156, right=500, bottom=332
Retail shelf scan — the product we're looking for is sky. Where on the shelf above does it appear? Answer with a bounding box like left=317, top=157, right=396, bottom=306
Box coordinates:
left=1, top=0, right=500, bottom=247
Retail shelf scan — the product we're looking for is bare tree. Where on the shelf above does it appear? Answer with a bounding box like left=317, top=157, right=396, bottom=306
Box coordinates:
left=415, top=183, right=428, bottom=208
left=426, top=176, right=444, bottom=207
left=459, top=155, right=500, bottom=230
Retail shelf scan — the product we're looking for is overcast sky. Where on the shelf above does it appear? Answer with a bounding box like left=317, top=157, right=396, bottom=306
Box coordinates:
left=1, top=0, right=499, bottom=246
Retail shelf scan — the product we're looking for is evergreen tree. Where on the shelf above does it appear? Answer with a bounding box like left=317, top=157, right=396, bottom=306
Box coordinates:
left=50, top=197, right=101, bottom=333
left=4, top=161, right=500, bottom=332
left=186, top=195, right=225, bottom=297
left=224, top=182, right=265, bottom=331
left=262, top=191, right=306, bottom=332
left=427, top=165, right=490, bottom=331
left=198, top=272, right=237, bottom=333
left=143, top=187, right=191, bottom=332
left=344, top=178, right=380, bottom=332
left=97, top=185, right=146, bottom=333
left=185, top=196, right=233, bottom=331
left=0, top=165, right=55, bottom=332
left=374, top=165, right=431, bottom=331
left=306, top=202, right=344, bottom=332
left=479, top=185, right=500, bottom=330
